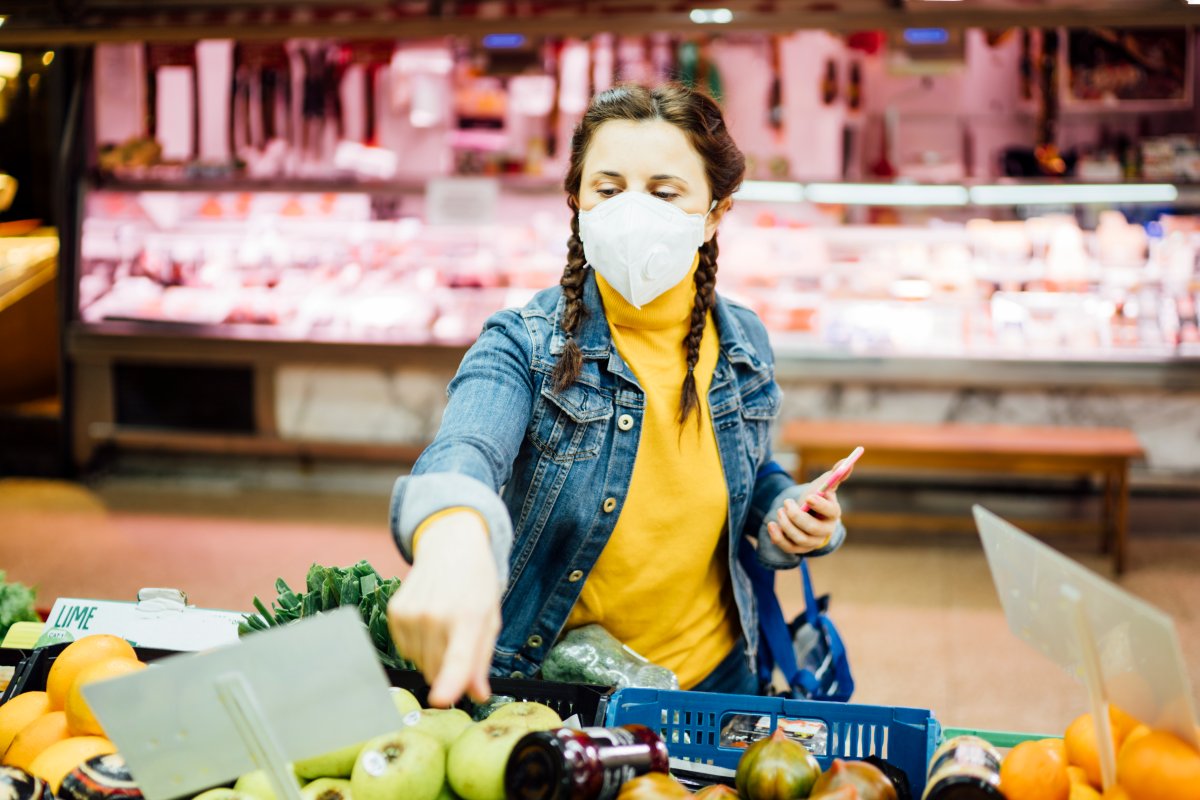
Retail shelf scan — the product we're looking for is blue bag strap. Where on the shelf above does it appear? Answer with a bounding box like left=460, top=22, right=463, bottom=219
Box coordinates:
left=737, top=536, right=804, bottom=690
left=799, top=558, right=821, bottom=627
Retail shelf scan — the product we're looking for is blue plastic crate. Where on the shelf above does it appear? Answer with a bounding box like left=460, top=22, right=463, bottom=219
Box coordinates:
left=605, top=688, right=941, bottom=796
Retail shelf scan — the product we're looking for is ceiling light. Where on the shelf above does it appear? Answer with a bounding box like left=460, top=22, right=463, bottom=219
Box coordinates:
left=969, top=184, right=1179, bottom=206
left=0, top=16, right=7, bottom=28
left=806, top=183, right=969, bottom=206
left=690, top=8, right=733, bottom=24
left=0, top=52, right=21, bottom=80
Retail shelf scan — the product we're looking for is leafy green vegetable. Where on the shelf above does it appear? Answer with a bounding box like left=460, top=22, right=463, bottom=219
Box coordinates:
left=239, top=561, right=414, bottom=670
left=0, top=571, right=39, bottom=640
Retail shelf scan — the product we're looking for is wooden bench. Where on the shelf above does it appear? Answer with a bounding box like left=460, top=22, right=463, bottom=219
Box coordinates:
left=781, top=420, right=1145, bottom=575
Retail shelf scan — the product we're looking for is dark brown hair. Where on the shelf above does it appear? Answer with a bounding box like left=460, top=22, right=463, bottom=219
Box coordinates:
left=553, top=83, right=746, bottom=425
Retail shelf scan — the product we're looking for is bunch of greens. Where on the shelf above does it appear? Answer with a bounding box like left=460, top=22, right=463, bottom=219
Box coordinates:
left=239, top=560, right=414, bottom=670
left=0, top=571, right=39, bottom=640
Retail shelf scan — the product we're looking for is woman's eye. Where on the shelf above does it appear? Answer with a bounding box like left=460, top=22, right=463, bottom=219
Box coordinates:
left=597, top=187, right=620, bottom=197
left=653, top=190, right=680, bottom=201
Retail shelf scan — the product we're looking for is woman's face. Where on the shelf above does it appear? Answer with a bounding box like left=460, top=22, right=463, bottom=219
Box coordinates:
left=577, top=119, right=730, bottom=242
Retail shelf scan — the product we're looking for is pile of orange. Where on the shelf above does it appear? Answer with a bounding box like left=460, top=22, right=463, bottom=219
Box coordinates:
left=0, top=634, right=145, bottom=792
left=999, top=704, right=1200, bottom=800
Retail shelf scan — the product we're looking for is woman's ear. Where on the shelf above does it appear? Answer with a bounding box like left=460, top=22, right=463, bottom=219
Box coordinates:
left=568, top=195, right=580, bottom=212
left=704, top=196, right=734, bottom=242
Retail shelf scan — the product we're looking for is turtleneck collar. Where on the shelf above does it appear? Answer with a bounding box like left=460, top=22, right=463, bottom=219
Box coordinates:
left=595, top=252, right=701, bottom=331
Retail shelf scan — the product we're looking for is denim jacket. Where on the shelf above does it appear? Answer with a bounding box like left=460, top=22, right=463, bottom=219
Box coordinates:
left=390, top=270, right=845, bottom=678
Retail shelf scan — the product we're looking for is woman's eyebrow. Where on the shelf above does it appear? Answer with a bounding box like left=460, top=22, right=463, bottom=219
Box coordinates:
left=650, top=174, right=688, bottom=185
left=593, top=170, right=623, bottom=179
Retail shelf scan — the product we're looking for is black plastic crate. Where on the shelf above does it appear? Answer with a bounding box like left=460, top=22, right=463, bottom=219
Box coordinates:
left=388, top=668, right=613, bottom=726
left=0, top=643, right=181, bottom=705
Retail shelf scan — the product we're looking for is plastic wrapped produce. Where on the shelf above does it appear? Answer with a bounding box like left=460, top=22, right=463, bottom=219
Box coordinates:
left=541, top=625, right=679, bottom=690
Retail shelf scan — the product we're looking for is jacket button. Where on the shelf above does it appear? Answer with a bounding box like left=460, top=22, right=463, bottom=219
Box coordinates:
left=527, top=635, right=543, bottom=649
left=568, top=569, right=584, bottom=582
left=617, top=414, right=634, bottom=431
left=603, top=497, right=617, bottom=513
left=511, top=670, right=525, bottom=679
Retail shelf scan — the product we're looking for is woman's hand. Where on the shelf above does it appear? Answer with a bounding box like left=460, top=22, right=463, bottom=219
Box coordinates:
left=387, top=511, right=501, bottom=707
left=766, top=465, right=849, bottom=555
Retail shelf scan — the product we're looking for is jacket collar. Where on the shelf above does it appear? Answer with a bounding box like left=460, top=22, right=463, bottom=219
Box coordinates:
left=548, top=268, right=768, bottom=372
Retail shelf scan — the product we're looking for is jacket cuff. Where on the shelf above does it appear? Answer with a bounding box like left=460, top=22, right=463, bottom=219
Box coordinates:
left=756, top=482, right=847, bottom=569
left=390, top=473, right=513, bottom=584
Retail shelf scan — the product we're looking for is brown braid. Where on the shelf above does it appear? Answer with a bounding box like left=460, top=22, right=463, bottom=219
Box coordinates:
left=552, top=210, right=588, bottom=392
left=679, top=236, right=719, bottom=426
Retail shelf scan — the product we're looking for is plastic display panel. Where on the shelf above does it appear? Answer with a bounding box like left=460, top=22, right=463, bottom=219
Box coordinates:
left=973, top=506, right=1199, bottom=748
left=83, top=607, right=405, bottom=800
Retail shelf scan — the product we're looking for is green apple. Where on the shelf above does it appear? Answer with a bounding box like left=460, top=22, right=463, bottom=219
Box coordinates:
left=351, top=729, right=444, bottom=800
left=407, top=709, right=473, bottom=748
left=295, top=742, right=364, bottom=781
left=390, top=687, right=422, bottom=717
left=434, top=782, right=461, bottom=800
left=446, top=720, right=529, bottom=800
left=484, top=702, right=562, bottom=731
left=300, top=778, right=352, bottom=800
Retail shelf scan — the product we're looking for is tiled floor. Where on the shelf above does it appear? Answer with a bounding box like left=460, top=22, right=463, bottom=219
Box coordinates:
left=2, top=467, right=1197, bottom=739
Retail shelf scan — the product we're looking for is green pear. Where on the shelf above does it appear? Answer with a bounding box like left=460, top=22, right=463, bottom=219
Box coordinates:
left=294, top=742, right=364, bottom=781
left=484, top=702, right=562, bottom=731
left=234, top=770, right=289, bottom=800
left=194, top=791, right=255, bottom=800
left=390, top=687, right=422, bottom=717
left=351, top=729, right=444, bottom=800
left=300, top=778, right=352, bottom=800
left=446, top=720, right=529, bottom=800
left=407, top=709, right=473, bottom=748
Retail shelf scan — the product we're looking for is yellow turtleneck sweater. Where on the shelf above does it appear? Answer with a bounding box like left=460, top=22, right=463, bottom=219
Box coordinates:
left=565, top=262, right=741, bottom=690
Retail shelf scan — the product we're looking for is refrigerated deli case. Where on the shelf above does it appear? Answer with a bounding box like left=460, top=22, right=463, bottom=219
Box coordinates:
left=69, top=179, right=1200, bottom=477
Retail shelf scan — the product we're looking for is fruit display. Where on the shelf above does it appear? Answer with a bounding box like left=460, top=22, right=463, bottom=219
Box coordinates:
left=999, top=706, right=1200, bottom=800
left=4, top=631, right=1197, bottom=800
left=0, top=636, right=135, bottom=793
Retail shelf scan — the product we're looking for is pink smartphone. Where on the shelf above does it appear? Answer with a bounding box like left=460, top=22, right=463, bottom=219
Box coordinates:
left=799, top=446, right=864, bottom=513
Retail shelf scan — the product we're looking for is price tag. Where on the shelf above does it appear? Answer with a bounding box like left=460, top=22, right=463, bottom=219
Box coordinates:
left=84, top=607, right=404, bottom=800
left=974, top=506, right=1199, bottom=748
left=44, top=594, right=243, bottom=651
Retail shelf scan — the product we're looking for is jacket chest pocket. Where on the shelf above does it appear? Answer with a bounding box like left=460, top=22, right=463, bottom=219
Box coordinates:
left=739, top=379, right=781, bottom=467
left=529, top=382, right=612, bottom=464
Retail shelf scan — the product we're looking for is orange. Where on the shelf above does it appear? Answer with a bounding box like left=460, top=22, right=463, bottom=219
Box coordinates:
left=46, top=636, right=137, bottom=711
left=1067, top=766, right=1093, bottom=787
left=1102, top=788, right=1131, bottom=800
left=27, top=735, right=116, bottom=792
left=1070, top=784, right=1102, bottom=800
left=1001, top=739, right=1071, bottom=800
left=1119, top=725, right=1151, bottom=759
left=0, top=692, right=51, bottom=757
left=65, top=658, right=146, bottom=736
left=2, top=711, right=71, bottom=770
left=1116, top=730, right=1200, bottom=800
left=1065, top=707, right=1142, bottom=788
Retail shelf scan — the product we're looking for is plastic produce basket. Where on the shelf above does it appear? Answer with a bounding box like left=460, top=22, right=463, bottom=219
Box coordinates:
left=388, top=668, right=613, bottom=726
left=605, top=688, right=941, bottom=796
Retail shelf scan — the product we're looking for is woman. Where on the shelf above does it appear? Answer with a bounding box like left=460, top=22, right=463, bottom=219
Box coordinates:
left=388, top=83, right=847, bottom=707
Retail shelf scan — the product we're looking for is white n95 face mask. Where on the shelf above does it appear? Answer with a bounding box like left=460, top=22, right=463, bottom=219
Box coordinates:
left=577, top=191, right=708, bottom=309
